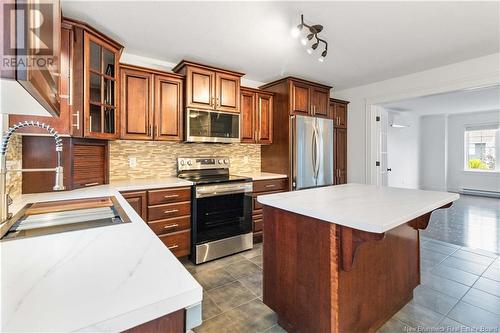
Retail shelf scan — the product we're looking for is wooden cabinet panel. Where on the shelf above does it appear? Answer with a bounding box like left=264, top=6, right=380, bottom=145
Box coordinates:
left=291, top=82, right=310, bottom=115
left=187, top=67, right=215, bottom=109
left=148, top=202, right=191, bottom=221
left=311, top=87, right=329, bottom=118
left=120, top=68, right=153, bottom=140
left=335, top=128, right=347, bottom=184
left=148, top=216, right=191, bottom=235
left=253, top=178, right=288, bottom=193
left=335, top=103, right=347, bottom=128
left=148, top=187, right=191, bottom=206
left=154, top=75, right=183, bottom=141
left=159, top=230, right=191, bottom=257
left=216, top=72, right=240, bottom=113
left=257, top=93, right=273, bottom=144
left=240, top=90, right=256, bottom=142
left=121, top=191, right=147, bottom=220
left=123, top=309, right=185, bottom=333
left=8, top=24, right=72, bottom=134
left=72, top=142, right=108, bottom=188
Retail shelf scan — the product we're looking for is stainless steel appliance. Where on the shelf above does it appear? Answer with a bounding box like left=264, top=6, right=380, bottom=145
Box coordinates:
left=292, top=115, right=334, bottom=190
left=185, top=109, right=240, bottom=143
left=177, top=157, right=253, bottom=264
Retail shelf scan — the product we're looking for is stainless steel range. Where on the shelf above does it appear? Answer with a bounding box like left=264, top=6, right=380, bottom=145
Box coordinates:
left=177, top=157, right=253, bottom=264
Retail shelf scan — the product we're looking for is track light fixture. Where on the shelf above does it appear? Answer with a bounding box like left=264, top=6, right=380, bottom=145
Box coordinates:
left=291, top=14, right=328, bottom=62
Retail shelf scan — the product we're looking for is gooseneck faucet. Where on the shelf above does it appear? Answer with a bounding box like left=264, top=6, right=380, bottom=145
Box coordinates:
left=0, top=121, right=65, bottom=224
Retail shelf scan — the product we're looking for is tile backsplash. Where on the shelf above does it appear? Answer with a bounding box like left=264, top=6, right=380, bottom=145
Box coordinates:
left=6, top=134, right=22, bottom=199
left=109, top=140, right=261, bottom=181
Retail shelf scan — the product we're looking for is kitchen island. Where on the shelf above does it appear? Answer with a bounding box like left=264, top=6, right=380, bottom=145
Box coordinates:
left=1, top=178, right=202, bottom=333
left=257, top=183, right=459, bottom=333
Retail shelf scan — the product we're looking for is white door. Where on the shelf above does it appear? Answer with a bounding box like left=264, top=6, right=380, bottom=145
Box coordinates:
left=370, top=107, right=389, bottom=186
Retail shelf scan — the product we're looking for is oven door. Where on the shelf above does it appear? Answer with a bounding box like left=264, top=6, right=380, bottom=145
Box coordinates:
left=193, top=182, right=252, bottom=245
left=186, top=109, right=240, bottom=143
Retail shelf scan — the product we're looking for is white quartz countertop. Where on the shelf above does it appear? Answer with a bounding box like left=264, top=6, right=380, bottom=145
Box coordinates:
left=236, top=172, right=288, bottom=181
left=257, top=183, right=459, bottom=233
left=1, top=177, right=201, bottom=333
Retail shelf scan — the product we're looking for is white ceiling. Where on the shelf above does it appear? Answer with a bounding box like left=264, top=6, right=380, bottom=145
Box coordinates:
left=383, top=85, right=500, bottom=116
left=61, top=1, right=500, bottom=90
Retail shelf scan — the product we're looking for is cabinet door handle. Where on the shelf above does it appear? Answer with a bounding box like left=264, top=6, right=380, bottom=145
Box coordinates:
left=72, top=111, right=80, bottom=130
left=163, top=223, right=179, bottom=229
left=168, top=244, right=179, bottom=250
left=155, top=125, right=158, bottom=138
left=84, top=182, right=99, bottom=187
left=211, top=97, right=215, bottom=106
left=164, top=194, right=179, bottom=198
left=265, top=184, right=276, bottom=188
left=216, top=97, right=220, bottom=107
left=163, top=209, right=179, bottom=214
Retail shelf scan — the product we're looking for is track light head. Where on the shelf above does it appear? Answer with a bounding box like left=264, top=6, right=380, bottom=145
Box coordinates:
left=312, top=42, right=319, bottom=50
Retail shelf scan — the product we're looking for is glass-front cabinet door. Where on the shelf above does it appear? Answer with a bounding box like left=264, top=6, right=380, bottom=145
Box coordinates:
left=84, top=32, right=120, bottom=139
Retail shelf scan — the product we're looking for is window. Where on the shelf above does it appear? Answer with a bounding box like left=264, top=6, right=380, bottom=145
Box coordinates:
left=464, top=125, right=500, bottom=171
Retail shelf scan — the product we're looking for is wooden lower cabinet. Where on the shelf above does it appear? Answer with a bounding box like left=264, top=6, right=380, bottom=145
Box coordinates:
left=123, top=309, right=185, bottom=333
left=121, top=186, right=191, bottom=258
left=252, top=178, right=288, bottom=243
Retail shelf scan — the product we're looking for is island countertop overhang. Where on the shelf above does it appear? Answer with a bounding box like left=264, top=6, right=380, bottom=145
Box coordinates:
left=257, top=183, right=459, bottom=233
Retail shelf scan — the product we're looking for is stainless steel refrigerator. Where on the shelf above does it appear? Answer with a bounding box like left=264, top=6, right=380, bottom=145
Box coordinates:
left=292, top=115, right=334, bottom=190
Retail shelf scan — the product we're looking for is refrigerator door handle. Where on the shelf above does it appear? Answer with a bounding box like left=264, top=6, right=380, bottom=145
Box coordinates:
left=314, top=125, right=321, bottom=179
left=311, top=125, right=317, bottom=180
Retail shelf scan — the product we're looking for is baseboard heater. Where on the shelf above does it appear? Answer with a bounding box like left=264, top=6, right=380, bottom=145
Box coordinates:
left=461, top=188, right=500, bottom=198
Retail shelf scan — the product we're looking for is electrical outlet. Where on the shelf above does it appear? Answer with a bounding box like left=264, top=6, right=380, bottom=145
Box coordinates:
left=243, top=156, right=249, bottom=164
left=129, top=156, right=137, bottom=168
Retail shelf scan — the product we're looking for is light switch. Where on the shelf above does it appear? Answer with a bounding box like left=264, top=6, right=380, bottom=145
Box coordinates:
left=129, top=156, right=137, bottom=168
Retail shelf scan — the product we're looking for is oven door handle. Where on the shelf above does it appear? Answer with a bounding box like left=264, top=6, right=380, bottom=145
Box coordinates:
left=196, top=188, right=251, bottom=198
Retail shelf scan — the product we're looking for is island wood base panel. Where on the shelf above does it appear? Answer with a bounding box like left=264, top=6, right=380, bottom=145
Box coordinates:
left=122, top=309, right=185, bottom=333
left=262, top=206, right=422, bottom=333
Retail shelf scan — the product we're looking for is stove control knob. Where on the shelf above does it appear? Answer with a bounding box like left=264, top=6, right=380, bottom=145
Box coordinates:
left=218, top=159, right=223, bottom=164
left=180, top=160, right=185, bottom=166
left=224, top=159, right=229, bottom=164
left=187, top=160, right=193, bottom=166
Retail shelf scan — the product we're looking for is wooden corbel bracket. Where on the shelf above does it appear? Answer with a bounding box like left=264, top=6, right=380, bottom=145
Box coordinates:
left=408, top=202, right=453, bottom=231
left=340, top=226, right=385, bottom=272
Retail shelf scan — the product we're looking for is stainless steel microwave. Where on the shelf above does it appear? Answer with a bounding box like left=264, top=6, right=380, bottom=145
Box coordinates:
left=185, top=109, right=240, bottom=143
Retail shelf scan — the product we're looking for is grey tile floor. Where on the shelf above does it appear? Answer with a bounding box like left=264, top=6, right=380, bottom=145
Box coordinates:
left=182, top=237, right=500, bottom=333
left=421, top=194, right=500, bottom=254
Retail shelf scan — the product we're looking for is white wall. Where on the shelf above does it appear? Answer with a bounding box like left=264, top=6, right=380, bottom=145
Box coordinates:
left=387, top=111, right=420, bottom=189
left=333, top=53, right=500, bottom=184
left=446, top=110, right=500, bottom=192
left=419, top=115, right=448, bottom=191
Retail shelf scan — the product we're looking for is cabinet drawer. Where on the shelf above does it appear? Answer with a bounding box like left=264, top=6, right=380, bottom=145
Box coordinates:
left=148, top=216, right=191, bottom=235
left=148, top=202, right=191, bottom=221
left=254, top=219, right=263, bottom=232
left=159, top=230, right=190, bottom=257
left=148, top=187, right=191, bottom=205
left=253, top=178, right=287, bottom=193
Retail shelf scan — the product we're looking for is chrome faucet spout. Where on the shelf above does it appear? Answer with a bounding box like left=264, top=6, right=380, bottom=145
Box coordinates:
left=0, top=121, right=65, bottom=224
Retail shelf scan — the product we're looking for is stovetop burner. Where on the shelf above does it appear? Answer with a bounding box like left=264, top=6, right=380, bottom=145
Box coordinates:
left=177, top=156, right=252, bottom=185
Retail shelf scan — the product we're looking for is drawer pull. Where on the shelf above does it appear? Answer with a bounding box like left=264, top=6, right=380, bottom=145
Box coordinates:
left=168, top=244, right=179, bottom=250
left=163, top=223, right=179, bottom=229
left=163, top=209, right=179, bottom=214
left=164, top=194, right=179, bottom=198
left=84, top=182, right=99, bottom=187
left=265, top=184, right=276, bottom=188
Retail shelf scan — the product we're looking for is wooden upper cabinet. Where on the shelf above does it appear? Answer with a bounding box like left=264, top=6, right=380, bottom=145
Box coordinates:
left=311, top=87, right=329, bottom=118
left=290, top=81, right=311, bottom=115
left=173, top=60, right=244, bottom=113
left=330, top=99, right=349, bottom=128
left=120, top=67, right=153, bottom=140
left=240, top=87, right=273, bottom=144
left=154, top=74, right=183, bottom=141
left=215, top=72, right=240, bottom=113
left=119, top=64, right=184, bottom=142
left=240, top=89, right=256, bottom=142
left=257, top=93, right=273, bottom=144
left=186, top=66, right=215, bottom=109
